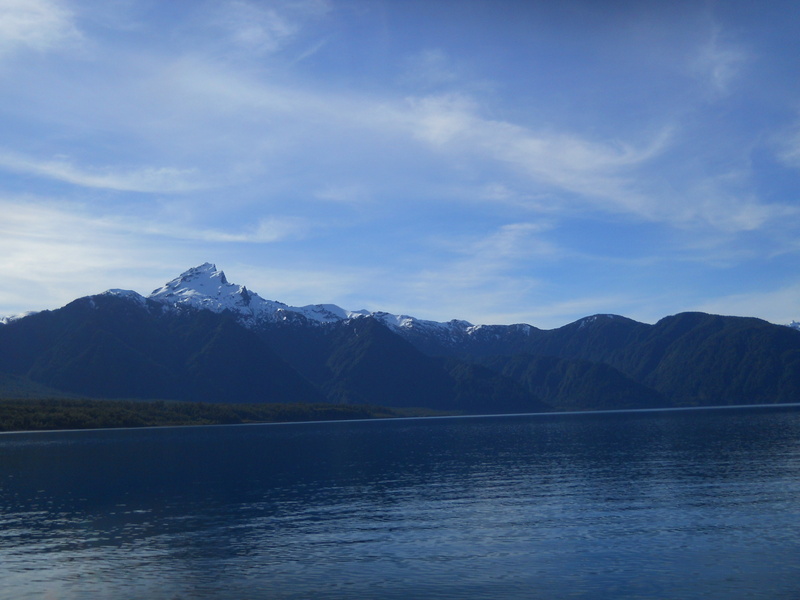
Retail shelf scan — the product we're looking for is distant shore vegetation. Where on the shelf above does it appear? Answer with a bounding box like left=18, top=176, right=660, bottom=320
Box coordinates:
left=0, top=398, right=453, bottom=433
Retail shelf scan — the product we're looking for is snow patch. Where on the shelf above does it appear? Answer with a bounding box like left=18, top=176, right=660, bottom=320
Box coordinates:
left=0, top=311, right=38, bottom=325
left=577, top=314, right=619, bottom=329
left=103, top=289, right=147, bottom=304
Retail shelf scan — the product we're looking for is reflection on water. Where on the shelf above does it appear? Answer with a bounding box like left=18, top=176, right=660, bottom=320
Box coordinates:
left=2, top=407, right=800, bottom=599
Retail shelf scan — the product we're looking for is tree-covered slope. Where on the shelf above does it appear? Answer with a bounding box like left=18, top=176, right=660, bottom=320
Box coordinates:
left=0, top=295, right=324, bottom=404
left=636, top=313, right=800, bottom=405
left=259, top=316, right=548, bottom=413
left=2, top=284, right=798, bottom=412
left=460, top=313, right=800, bottom=407
left=482, top=354, right=669, bottom=411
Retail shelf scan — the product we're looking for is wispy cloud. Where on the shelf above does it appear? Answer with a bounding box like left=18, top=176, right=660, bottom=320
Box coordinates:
left=1, top=1, right=796, bottom=329
left=0, top=0, right=82, bottom=56
left=776, top=120, right=800, bottom=169
left=203, top=0, right=330, bottom=56
left=0, top=151, right=205, bottom=193
left=400, top=49, right=459, bottom=89
left=0, top=198, right=166, bottom=313
left=0, top=198, right=308, bottom=245
left=694, top=283, right=800, bottom=324
left=397, top=89, right=800, bottom=236
left=370, top=223, right=562, bottom=324
left=401, top=93, right=674, bottom=219
left=313, top=184, right=373, bottom=205
left=683, top=173, right=800, bottom=233
left=464, top=222, right=559, bottom=265
left=0, top=8, right=770, bottom=236
left=405, top=92, right=668, bottom=173
left=231, top=263, right=380, bottom=309
left=690, top=26, right=748, bottom=97
left=0, top=197, right=312, bottom=313
left=218, top=1, right=297, bottom=54
left=144, top=217, right=310, bottom=244
left=0, top=197, right=589, bottom=327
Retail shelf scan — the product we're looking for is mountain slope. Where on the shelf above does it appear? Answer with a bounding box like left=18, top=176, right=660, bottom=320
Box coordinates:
left=2, top=263, right=798, bottom=412
left=470, top=312, right=800, bottom=407
left=482, top=354, right=669, bottom=411
left=0, top=294, right=324, bottom=404
left=638, top=313, right=800, bottom=405
left=322, top=317, right=547, bottom=413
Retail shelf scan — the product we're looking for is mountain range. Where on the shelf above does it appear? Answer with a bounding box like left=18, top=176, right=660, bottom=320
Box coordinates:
left=1, top=263, right=798, bottom=414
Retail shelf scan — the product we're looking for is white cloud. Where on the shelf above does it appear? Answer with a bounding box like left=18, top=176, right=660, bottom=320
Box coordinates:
left=679, top=170, right=800, bottom=233
left=693, top=283, right=800, bottom=325
left=776, top=121, right=800, bottom=169
left=690, top=26, right=748, bottom=97
left=402, top=93, right=673, bottom=218
left=398, top=92, right=800, bottom=235
left=0, top=197, right=313, bottom=314
left=0, top=4, right=749, bottom=234
left=467, top=222, right=558, bottom=263
left=222, top=1, right=296, bottom=53
left=151, top=217, right=309, bottom=244
left=1, top=198, right=309, bottom=244
left=291, top=37, right=329, bottom=63
left=427, top=222, right=559, bottom=275
left=405, top=93, right=479, bottom=145
left=313, top=184, right=372, bottom=205
left=0, top=151, right=205, bottom=193
left=0, top=4, right=782, bottom=246
left=0, top=0, right=82, bottom=56
left=0, top=199, right=162, bottom=313
left=207, top=0, right=330, bottom=55
left=700, top=196, right=797, bottom=233
left=230, top=263, right=379, bottom=309
left=400, top=49, right=459, bottom=89
left=361, top=223, right=561, bottom=324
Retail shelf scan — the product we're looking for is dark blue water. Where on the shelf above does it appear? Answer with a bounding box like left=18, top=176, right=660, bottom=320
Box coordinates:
left=1, top=406, right=799, bottom=599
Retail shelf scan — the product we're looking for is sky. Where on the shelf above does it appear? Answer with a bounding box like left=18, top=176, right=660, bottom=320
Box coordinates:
left=1, top=0, right=799, bottom=329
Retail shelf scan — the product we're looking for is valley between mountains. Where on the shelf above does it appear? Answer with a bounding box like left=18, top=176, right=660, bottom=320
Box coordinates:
left=2, top=263, right=799, bottom=416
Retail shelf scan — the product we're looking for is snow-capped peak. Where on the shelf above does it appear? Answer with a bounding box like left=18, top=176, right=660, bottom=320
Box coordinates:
left=788, top=320, right=800, bottom=331
left=141, top=263, right=477, bottom=337
left=149, top=263, right=230, bottom=303
left=144, top=263, right=376, bottom=327
left=147, top=263, right=290, bottom=324
left=3, top=263, right=485, bottom=344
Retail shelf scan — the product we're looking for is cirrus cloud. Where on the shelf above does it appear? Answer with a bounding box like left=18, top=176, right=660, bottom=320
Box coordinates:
left=0, top=0, right=82, bottom=56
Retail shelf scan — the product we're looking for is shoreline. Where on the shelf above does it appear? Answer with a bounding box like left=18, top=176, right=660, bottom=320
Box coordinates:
left=2, top=397, right=799, bottom=435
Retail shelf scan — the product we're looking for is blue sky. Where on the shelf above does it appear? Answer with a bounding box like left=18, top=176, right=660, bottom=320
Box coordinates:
left=1, top=0, right=799, bottom=328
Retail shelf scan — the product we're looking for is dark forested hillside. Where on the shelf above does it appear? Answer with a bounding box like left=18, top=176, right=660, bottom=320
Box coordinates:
left=0, top=295, right=325, bottom=404
left=1, top=287, right=799, bottom=414
left=481, top=354, right=669, bottom=411
left=414, top=312, right=800, bottom=407
left=257, top=316, right=548, bottom=413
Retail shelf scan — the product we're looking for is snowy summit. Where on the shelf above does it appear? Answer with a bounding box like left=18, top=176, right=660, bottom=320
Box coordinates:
left=145, top=263, right=361, bottom=326
left=135, top=263, right=488, bottom=340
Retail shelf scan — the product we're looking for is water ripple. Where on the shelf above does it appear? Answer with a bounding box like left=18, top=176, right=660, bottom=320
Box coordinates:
left=1, top=407, right=800, bottom=599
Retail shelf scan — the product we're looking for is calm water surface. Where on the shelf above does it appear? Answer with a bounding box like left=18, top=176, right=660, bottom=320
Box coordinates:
left=1, top=406, right=799, bottom=599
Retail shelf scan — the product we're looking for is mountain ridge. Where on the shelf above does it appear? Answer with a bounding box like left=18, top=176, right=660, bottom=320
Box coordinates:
left=1, top=264, right=798, bottom=413
left=3, top=262, right=797, bottom=336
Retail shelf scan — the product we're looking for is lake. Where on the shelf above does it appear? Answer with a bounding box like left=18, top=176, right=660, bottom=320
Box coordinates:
left=1, top=406, right=799, bottom=599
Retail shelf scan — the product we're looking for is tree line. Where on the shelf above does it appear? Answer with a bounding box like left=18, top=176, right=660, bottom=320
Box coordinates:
left=0, top=398, right=447, bottom=433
